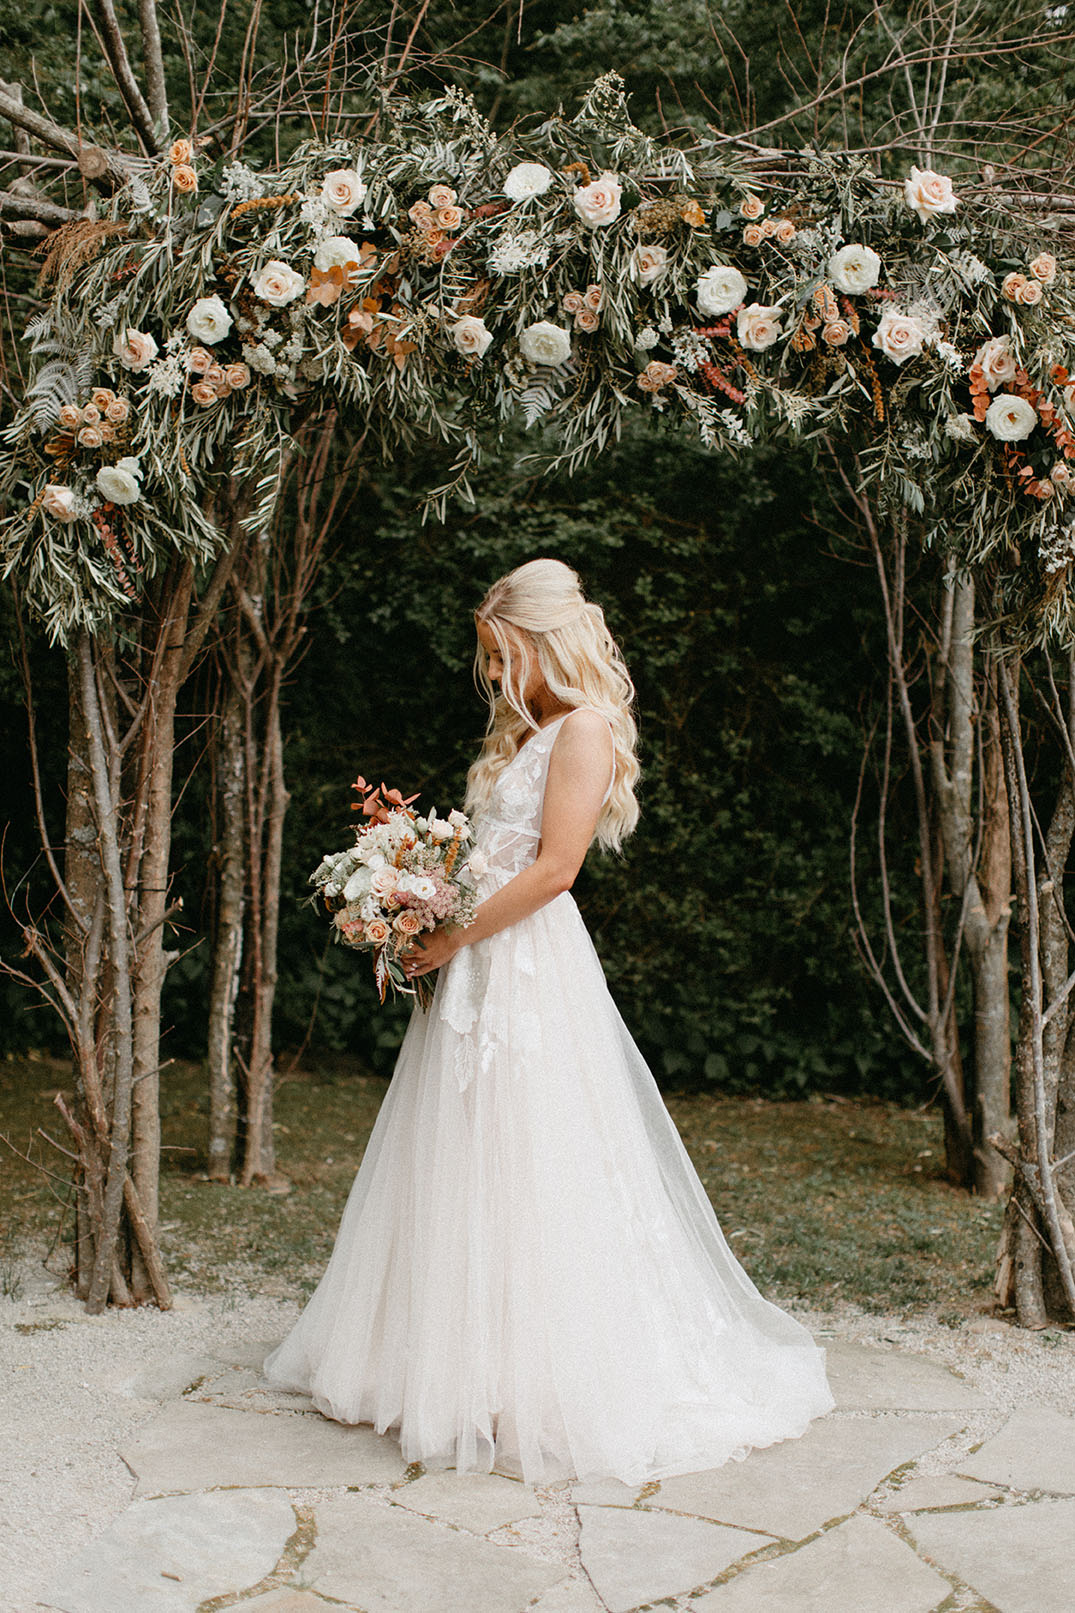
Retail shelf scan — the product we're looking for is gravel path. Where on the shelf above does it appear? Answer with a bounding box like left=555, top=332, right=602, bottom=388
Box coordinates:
left=2, top=1251, right=1073, bottom=1613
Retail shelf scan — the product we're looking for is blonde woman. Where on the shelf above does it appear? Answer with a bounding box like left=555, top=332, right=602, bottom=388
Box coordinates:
left=265, top=558, right=833, bottom=1483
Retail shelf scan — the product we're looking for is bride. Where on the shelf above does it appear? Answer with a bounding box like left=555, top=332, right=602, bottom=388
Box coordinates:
left=263, top=557, right=834, bottom=1484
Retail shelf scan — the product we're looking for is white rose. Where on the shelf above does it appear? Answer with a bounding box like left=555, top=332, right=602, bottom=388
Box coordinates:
left=116, top=455, right=142, bottom=479
left=972, top=335, right=1017, bottom=392
left=95, top=464, right=141, bottom=505
left=904, top=165, right=959, bottom=224
left=253, top=260, right=306, bottom=307
left=41, top=484, right=78, bottom=522
left=519, top=320, right=572, bottom=366
left=572, top=172, right=622, bottom=229
left=428, top=816, right=455, bottom=841
left=112, top=328, right=158, bottom=371
left=827, top=243, right=881, bottom=295
left=451, top=315, right=493, bottom=359
left=736, top=302, right=784, bottom=351
left=871, top=307, right=927, bottom=365
left=985, top=393, right=1038, bottom=442
left=313, top=235, right=361, bottom=272
left=410, top=875, right=436, bottom=900
left=465, top=848, right=489, bottom=879
left=695, top=266, right=748, bottom=318
left=504, top=162, right=553, bottom=201
left=629, top=243, right=669, bottom=288
left=320, top=168, right=366, bottom=215
left=186, top=295, right=233, bottom=345
left=447, top=809, right=470, bottom=833
left=343, top=867, right=374, bottom=902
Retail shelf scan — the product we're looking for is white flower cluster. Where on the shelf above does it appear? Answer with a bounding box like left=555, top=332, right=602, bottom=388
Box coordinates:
left=144, top=351, right=187, bottom=399
left=933, top=339, right=965, bottom=375
left=488, top=230, right=551, bottom=275
left=242, top=343, right=277, bottom=377
left=1040, top=520, right=1075, bottom=576
left=945, top=413, right=979, bottom=444
left=718, top=408, right=753, bottom=446
left=220, top=161, right=263, bottom=203
left=670, top=328, right=710, bottom=374
left=299, top=197, right=334, bottom=239
left=950, top=250, right=992, bottom=286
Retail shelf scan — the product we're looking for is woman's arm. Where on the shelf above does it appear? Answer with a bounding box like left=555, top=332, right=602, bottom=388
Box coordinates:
left=404, top=709, right=614, bottom=978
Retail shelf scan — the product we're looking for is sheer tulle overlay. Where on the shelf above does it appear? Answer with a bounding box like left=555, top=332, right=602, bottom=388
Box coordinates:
left=264, top=713, right=834, bottom=1484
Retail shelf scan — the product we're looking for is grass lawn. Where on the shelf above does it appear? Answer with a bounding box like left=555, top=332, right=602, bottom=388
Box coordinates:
left=0, top=1052, right=1003, bottom=1320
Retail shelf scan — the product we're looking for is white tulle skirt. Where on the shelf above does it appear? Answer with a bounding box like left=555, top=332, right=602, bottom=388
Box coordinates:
left=263, top=891, right=834, bottom=1484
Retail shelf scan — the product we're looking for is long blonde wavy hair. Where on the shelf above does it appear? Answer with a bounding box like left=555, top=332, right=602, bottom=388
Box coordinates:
left=465, top=558, right=640, bottom=851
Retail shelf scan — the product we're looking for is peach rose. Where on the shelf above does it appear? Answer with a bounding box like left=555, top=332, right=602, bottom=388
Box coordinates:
left=113, top=328, right=158, bottom=371
left=365, top=918, right=389, bottom=944
left=205, top=363, right=226, bottom=387
left=584, top=284, right=603, bottom=311
left=190, top=380, right=219, bottom=406
left=1002, top=272, right=1027, bottom=302
left=77, top=425, right=104, bottom=448
left=394, top=911, right=421, bottom=936
left=90, top=387, right=115, bottom=410
left=435, top=204, right=463, bottom=231
left=105, top=397, right=130, bottom=425
left=575, top=307, right=599, bottom=332
left=562, top=291, right=585, bottom=315
left=904, top=165, right=959, bottom=223
left=1030, top=252, right=1057, bottom=285
left=169, top=138, right=193, bottom=165
left=172, top=165, right=198, bottom=194
left=759, top=217, right=778, bottom=239
left=742, top=224, right=764, bottom=247
left=428, top=183, right=457, bottom=208
left=821, top=320, right=851, bottom=346
left=1051, top=462, right=1074, bottom=488
left=736, top=302, right=784, bottom=351
left=58, top=404, right=82, bottom=430
left=80, top=403, right=102, bottom=425
left=41, top=484, right=78, bottom=521
left=739, top=194, right=765, bottom=219
left=573, top=172, right=622, bottom=228
left=98, top=422, right=116, bottom=442
left=408, top=200, right=435, bottom=227
left=187, top=346, right=212, bottom=375
left=1018, top=279, right=1043, bottom=306
left=225, top=363, right=251, bottom=390
left=638, top=360, right=678, bottom=391
left=629, top=243, right=668, bottom=287
left=972, top=336, right=1017, bottom=392
left=774, top=219, right=796, bottom=244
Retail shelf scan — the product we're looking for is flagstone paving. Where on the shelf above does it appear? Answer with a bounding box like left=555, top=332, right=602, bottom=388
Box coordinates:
left=26, top=1332, right=1075, bottom=1613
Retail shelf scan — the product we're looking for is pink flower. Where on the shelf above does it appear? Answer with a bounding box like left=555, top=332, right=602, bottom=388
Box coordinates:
left=80, top=403, right=102, bottom=424
left=187, top=346, right=213, bottom=374
left=408, top=200, right=435, bottom=227
left=773, top=219, right=796, bottom=245
left=41, top=484, right=78, bottom=521
left=562, top=291, right=585, bottom=315
left=394, top=911, right=421, bottom=936
left=972, top=336, right=1017, bottom=392
left=112, top=328, right=158, bottom=371
left=739, top=194, right=765, bottom=219
left=736, top=302, right=784, bottom=351
left=190, top=380, right=219, bottom=406
left=742, top=224, right=764, bottom=248
left=584, top=284, right=604, bottom=311
left=90, top=387, right=115, bottom=410
left=105, top=397, right=130, bottom=424
left=1030, top=252, right=1057, bottom=285
left=172, top=164, right=198, bottom=194
left=904, top=165, right=958, bottom=223
left=573, top=172, right=622, bottom=228
left=205, top=363, right=226, bottom=387
left=1002, top=272, right=1027, bottom=303
left=821, top=320, right=851, bottom=347
left=871, top=307, right=927, bottom=365
left=1018, top=279, right=1043, bottom=306
left=575, top=307, right=599, bottom=332
left=365, top=918, right=389, bottom=944
left=77, top=425, right=104, bottom=447
left=225, top=363, right=251, bottom=390
left=637, top=360, right=678, bottom=392
left=428, top=183, right=457, bottom=208
left=629, top=243, right=668, bottom=288
left=435, top=205, right=463, bottom=231
left=58, top=404, right=82, bottom=430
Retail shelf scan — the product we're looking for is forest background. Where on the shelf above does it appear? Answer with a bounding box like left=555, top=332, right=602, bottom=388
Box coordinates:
left=1, top=0, right=1071, bottom=1162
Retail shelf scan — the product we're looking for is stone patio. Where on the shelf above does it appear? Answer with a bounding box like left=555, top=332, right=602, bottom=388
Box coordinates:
left=28, top=1335, right=1075, bottom=1613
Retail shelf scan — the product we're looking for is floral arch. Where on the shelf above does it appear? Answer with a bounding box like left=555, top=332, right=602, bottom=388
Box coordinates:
left=3, top=74, right=1074, bottom=649
left=5, top=73, right=1075, bottom=1320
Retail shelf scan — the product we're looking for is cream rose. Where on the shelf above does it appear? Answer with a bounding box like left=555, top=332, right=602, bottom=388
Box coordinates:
left=466, top=847, right=489, bottom=879
left=313, top=235, right=361, bottom=272
left=225, top=363, right=251, bottom=390
left=630, top=243, right=668, bottom=287
left=985, top=393, right=1038, bottom=442
left=95, top=464, right=140, bottom=505
left=77, top=425, right=104, bottom=448
left=1002, top=272, right=1026, bottom=302
left=428, top=183, right=457, bottom=208
left=58, top=404, right=82, bottom=430
left=370, top=866, right=401, bottom=899
left=365, top=918, right=389, bottom=944
left=435, top=204, right=463, bottom=232
left=773, top=219, right=796, bottom=245
left=742, top=224, right=764, bottom=248
left=41, top=484, right=78, bottom=521
left=1018, top=279, right=1043, bottom=307
left=904, top=165, right=959, bottom=224
left=187, top=347, right=212, bottom=374
left=90, top=387, right=115, bottom=410
left=572, top=172, right=622, bottom=229
left=253, top=260, right=306, bottom=307
left=504, top=162, right=553, bottom=201
left=827, top=243, right=881, bottom=295
left=451, top=315, right=493, bottom=359
left=575, top=307, right=599, bottom=333
left=113, top=328, right=159, bottom=371
left=519, top=320, right=572, bottom=366
left=186, top=295, right=233, bottom=345
left=736, top=302, right=784, bottom=351
left=80, top=403, right=102, bottom=425
left=321, top=168, right=366, bottom=215
left=1030, top=251, right=1057, bottom=285
left=871, top=307, right=927, bottom=365
left=105, top=397, right=130, bottom=425
left=695, top=265, right=748, bottom=318
left=739, top=194, right=765, bottom=220
left=190, top=380, right=219, bottom=406
left=972, top=335, right=1017, bottom=392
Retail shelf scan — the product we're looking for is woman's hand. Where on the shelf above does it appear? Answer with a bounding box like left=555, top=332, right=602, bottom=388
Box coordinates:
left=403, top=926, right=465, bottom=979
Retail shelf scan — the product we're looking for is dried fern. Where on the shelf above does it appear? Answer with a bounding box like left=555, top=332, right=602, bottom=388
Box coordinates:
left=34, top=219, right=129, bottom=294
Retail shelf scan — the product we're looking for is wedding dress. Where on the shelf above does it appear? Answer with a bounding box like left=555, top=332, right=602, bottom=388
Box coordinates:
left=263, top=711, right=834, bottom=1484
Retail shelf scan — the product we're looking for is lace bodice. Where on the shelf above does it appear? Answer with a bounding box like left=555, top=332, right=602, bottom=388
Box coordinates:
left=473, top=716, right=571, bottom=889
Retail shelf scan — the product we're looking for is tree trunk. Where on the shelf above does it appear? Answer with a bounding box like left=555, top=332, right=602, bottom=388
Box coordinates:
left=206, top=676, right=245, bottom=1181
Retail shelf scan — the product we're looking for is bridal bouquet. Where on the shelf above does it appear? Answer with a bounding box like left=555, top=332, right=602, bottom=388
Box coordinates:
left=309, top=776, right=480, bottom=1007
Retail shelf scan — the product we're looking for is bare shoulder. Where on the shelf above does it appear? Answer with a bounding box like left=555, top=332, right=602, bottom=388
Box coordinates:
left=549, top=708, right=614, bottom=773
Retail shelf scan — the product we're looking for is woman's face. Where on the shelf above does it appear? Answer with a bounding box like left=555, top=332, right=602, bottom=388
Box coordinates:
left=477, top=617, right=543, bottom=705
